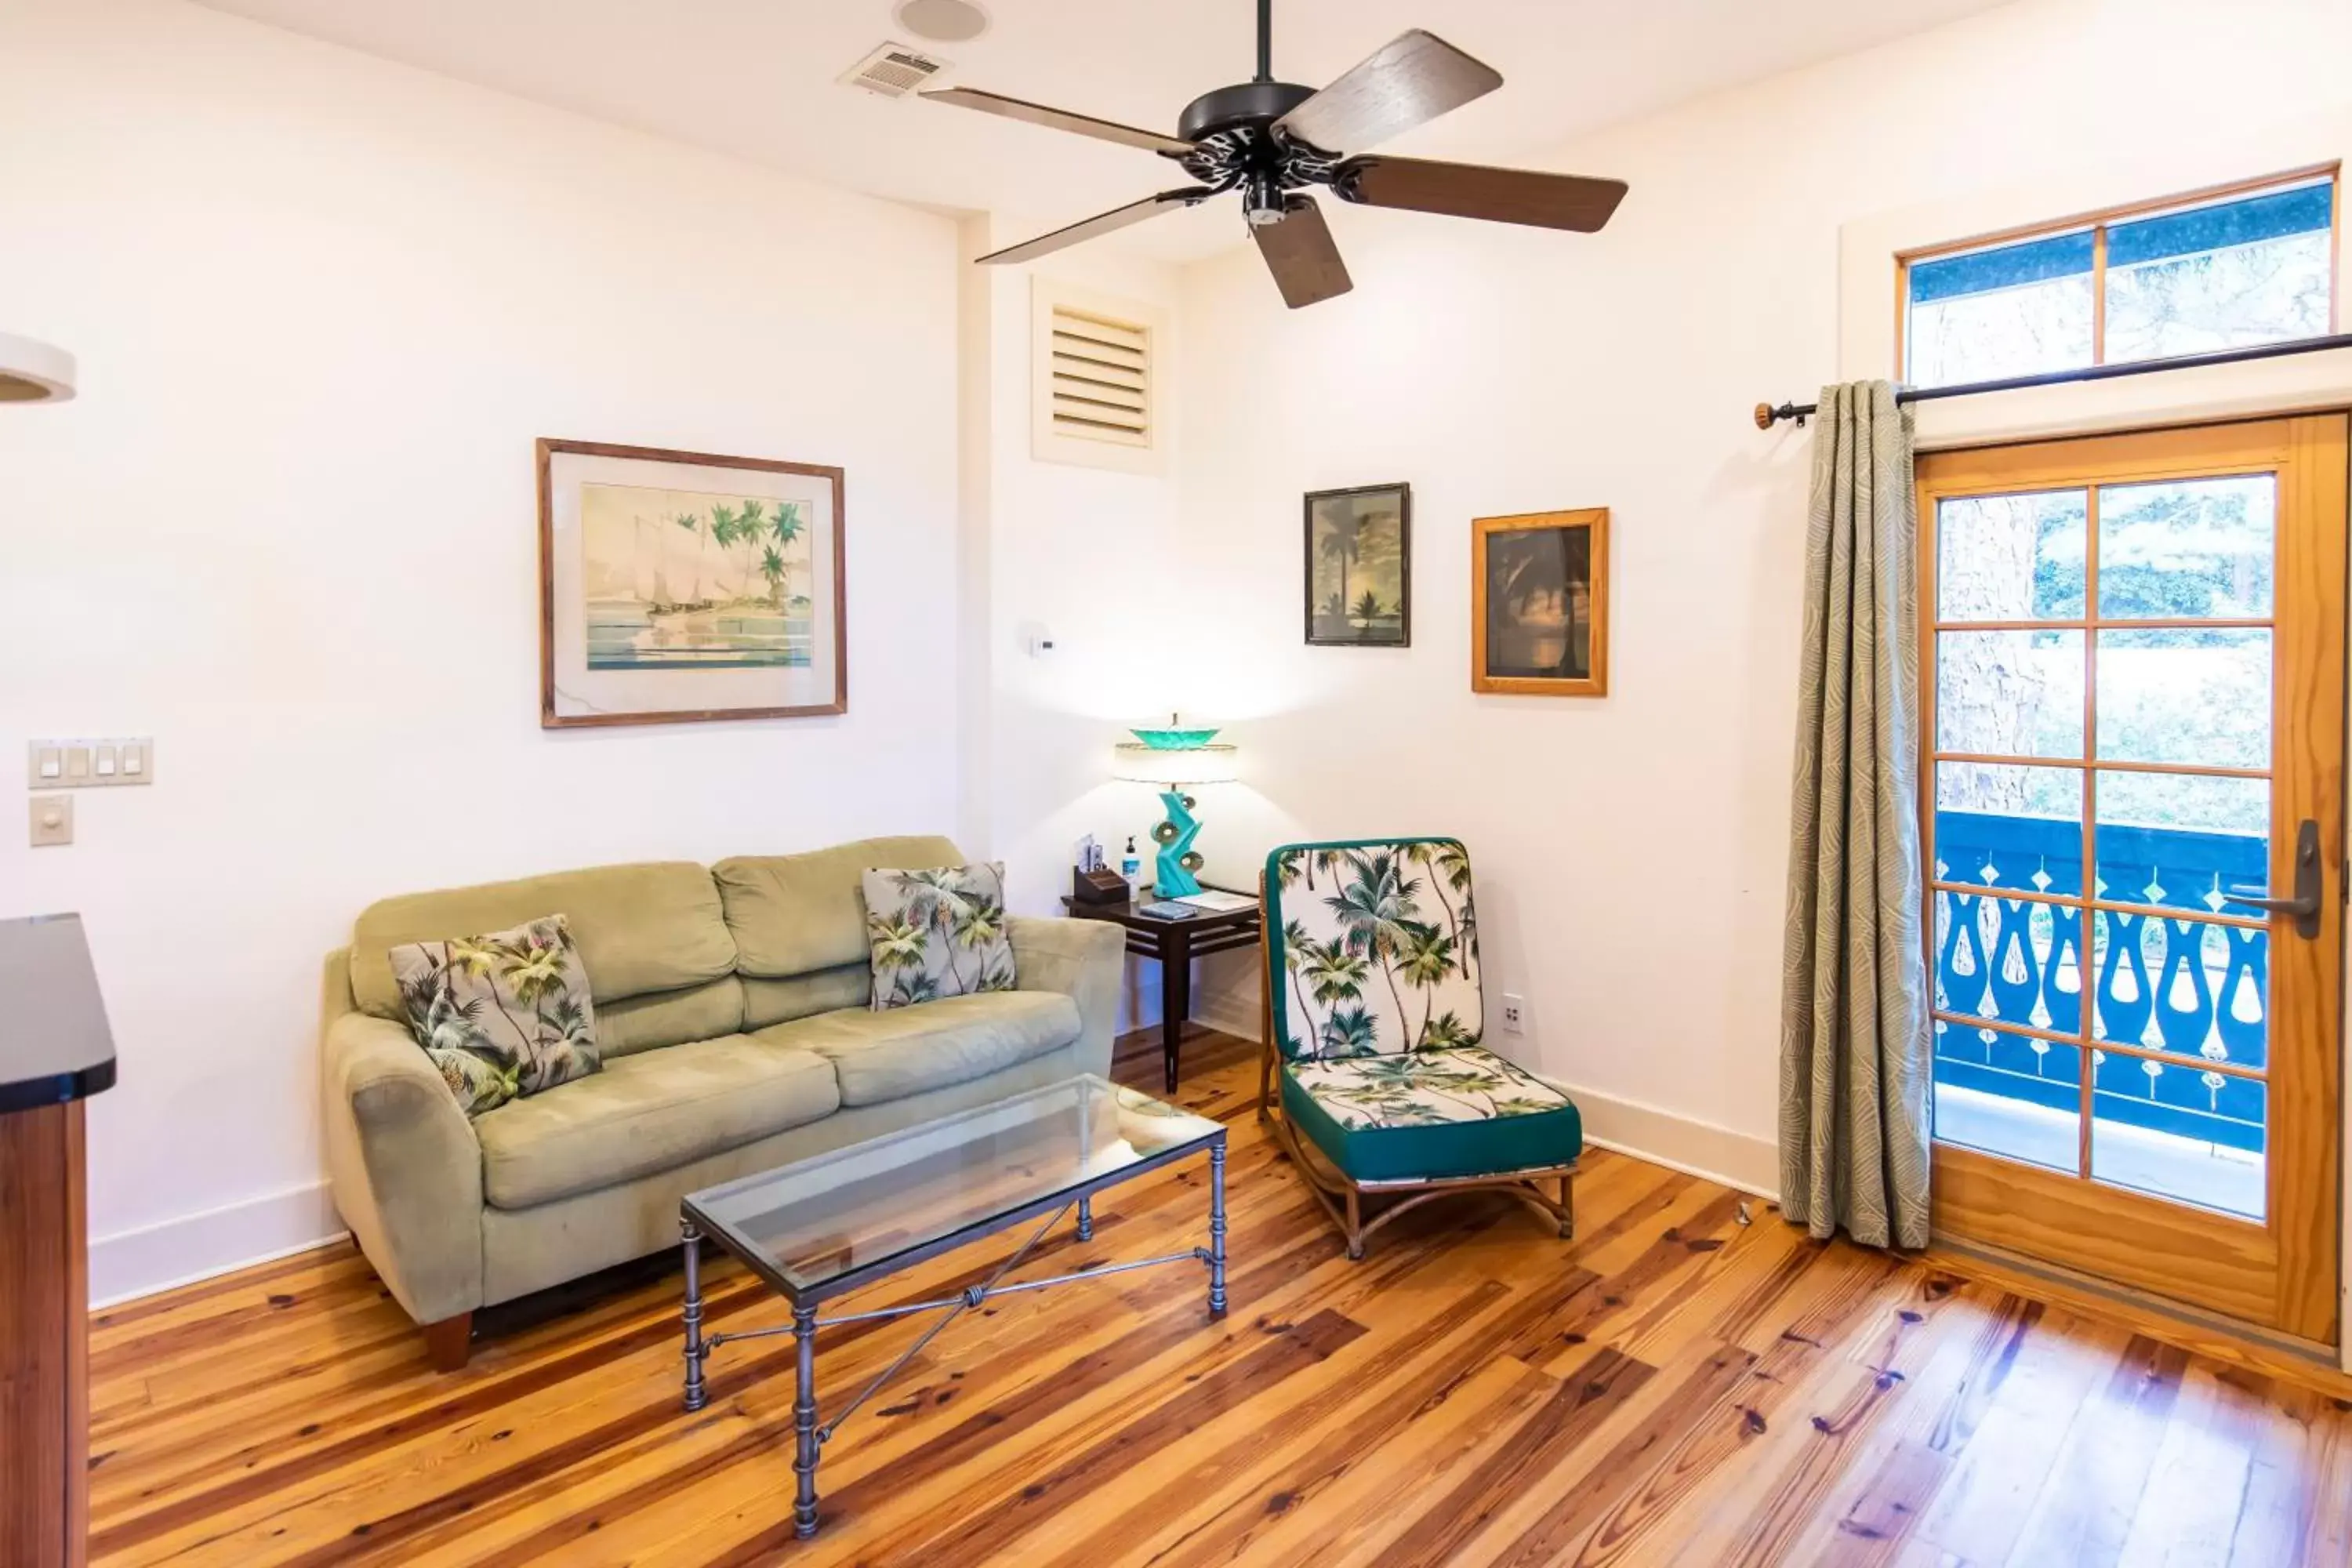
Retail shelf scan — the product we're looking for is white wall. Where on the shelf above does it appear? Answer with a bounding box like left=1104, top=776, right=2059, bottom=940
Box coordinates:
left=954, top=217, right=1208, bottom=1033
left=1165, top=0, right=2352, bottom=1193
left=0, top=0, right=964, bottom=1301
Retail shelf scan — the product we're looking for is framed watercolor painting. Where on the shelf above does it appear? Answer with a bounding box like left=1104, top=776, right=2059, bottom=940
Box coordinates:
left=1304, top=481, right=1411, bottom=647
left=538, top=438, right=846, bottom=728
left=1472, top=507, right=1609, bottom=696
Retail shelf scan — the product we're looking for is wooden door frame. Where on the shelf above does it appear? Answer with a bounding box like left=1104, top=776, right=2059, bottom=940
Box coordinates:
left=1916, top=412, right=2348, bottom=1345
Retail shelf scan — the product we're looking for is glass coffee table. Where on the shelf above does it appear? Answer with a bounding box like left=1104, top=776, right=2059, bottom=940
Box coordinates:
left=677, top=1074, right=1228, bottom=1540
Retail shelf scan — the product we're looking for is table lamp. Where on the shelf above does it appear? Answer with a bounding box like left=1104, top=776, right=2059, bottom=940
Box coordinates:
left=1112, top=716, right=1238, bottom=897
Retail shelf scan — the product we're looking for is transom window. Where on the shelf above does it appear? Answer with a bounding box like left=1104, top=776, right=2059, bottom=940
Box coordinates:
left=1901, top=169, right=2339, bottom=390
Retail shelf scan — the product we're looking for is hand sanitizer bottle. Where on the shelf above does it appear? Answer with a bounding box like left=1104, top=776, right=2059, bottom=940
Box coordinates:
left=1121, top=835, right=1142, bottom=892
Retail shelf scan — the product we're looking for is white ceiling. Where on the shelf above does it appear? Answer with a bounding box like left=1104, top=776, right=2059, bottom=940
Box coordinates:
left=193, top=0, right=2012, bottom=260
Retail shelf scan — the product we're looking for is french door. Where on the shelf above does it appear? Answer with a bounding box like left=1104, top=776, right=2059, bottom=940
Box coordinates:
left=1918, top=414, right=2347, bottom=1341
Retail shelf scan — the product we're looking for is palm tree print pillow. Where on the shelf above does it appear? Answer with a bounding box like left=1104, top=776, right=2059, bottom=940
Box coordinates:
left=1267, top=840, right=1482, bottom=1062
left=862, top=863, right=1015, bottom=1011
left=389, top=915, right=601, bottom=1115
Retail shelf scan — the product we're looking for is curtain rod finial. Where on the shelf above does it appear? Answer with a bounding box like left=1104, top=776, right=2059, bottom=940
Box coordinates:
left=1753, top=402, right=1777, bottom=430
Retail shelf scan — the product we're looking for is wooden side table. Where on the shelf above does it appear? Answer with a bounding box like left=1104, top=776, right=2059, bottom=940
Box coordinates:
left=1059, top=890, right=1262, bottom=1091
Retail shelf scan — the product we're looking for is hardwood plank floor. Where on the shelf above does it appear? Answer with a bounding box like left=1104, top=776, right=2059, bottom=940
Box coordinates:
left=85, top=1027, right=2352, bottom=1566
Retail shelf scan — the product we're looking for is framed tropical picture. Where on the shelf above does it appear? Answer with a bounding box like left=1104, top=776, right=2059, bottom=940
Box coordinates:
left=538, top=438, right=846, bottom=728
left=1472, top=507, right=1609, bottom=697
left=1304, top=482, right=1411, bottom=647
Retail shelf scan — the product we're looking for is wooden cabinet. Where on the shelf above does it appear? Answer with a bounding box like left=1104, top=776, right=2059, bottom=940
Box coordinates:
left=1, top=1102, right=89, bottom=1568
left=0, top=915, right=117, bottom=1568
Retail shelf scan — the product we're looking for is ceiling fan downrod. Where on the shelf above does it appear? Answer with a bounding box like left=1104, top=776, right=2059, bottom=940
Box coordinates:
left=1255, top=0, right=1273, bottom=83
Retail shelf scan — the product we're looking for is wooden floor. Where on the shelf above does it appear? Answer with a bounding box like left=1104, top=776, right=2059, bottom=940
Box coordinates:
left=86, top=1029, right=2352, bottom=1566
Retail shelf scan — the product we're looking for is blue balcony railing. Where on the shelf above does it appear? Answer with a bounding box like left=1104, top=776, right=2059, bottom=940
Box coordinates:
left=1933, top=808, right=2267, bottom=1154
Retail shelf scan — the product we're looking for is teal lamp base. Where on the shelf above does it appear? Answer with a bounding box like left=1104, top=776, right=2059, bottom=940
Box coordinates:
left=1152, top=790, right=1205, bottom=896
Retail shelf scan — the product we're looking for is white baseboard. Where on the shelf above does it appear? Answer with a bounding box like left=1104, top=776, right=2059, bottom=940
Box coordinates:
left=1563, top=1084, right=1781, bottom=1203
left=1194, top=996, right=1261, bottom=1041
left=1182, top=1000, right=1780, bottom=1203
left=90, top=1180, right=347, bottom=1310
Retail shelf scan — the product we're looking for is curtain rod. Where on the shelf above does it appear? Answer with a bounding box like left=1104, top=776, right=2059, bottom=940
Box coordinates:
left=1752, top=331, right=2352, bottom=430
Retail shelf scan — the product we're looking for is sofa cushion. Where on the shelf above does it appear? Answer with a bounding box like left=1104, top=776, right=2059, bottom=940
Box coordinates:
left=474, top=1035, right=839, bottom=1209
left=389, top=915, right=601, bottom=1115
left=353, top=862, right=738, bottom=1022
left=714, top=836, right=963, bottom=979
left=1280, top=1046, right=1581, bottom=1182
left=742, top=963, right=869, bottom=1031
left=756, top=992, right=1080, bottom=1108
left=596, top=977, right=745, bottom=1060
left=861, top=862, right=1015, bottom=1010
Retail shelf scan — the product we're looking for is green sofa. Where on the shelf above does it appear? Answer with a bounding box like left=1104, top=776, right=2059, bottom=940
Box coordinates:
left=318, top=835, right=1123, bottom=1369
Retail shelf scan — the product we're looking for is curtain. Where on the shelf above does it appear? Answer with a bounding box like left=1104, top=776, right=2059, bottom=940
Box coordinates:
left=1778, top=380, right=1932, bottom=1250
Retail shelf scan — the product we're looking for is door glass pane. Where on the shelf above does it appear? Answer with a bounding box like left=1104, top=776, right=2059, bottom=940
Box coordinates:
left=1936, top=492, right=2087, bottom=622
left=2106, top=182, right=2334, bottom=364
left=1936, top=890, right=2078, bottom=1033
left=1935, top=762, right=2083, bottom=896
left=2091, top=1051, right=2266, bottom=1219
left=1933, top=1021, right=2081, bottom=1173
left=2093, top=770, right=2269, bottom=914
left=2089, top=910, right=2268, bottom=1071
left=1937, top=630, right=2085, bottom=757
left=2094, top=628, right=2270, bottom=768
left=2096, top=476, right=2275, bottom=619
left=1907, top=230, right=2096, bottom=390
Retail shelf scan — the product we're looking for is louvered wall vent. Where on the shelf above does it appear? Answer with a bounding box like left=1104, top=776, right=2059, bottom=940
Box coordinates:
left=1031, top=279, right=1166, bottom=474
left=838, top=42, right=949, bottom=98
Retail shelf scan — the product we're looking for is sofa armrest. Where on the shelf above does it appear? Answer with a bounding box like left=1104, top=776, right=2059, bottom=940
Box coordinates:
left=1007, top=916, right=1123, bottom=1079
left=319, top=953, right=483, bottom=1327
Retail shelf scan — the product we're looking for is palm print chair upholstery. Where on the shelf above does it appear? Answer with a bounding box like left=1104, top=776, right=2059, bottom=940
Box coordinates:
left=1258, top=837, right=1582, bottom=1258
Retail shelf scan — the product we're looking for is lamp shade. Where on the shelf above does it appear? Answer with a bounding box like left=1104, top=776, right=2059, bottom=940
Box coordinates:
left=0, top=332, right=75, bottom=404
left=1112, top=740, right=1238, bottom=786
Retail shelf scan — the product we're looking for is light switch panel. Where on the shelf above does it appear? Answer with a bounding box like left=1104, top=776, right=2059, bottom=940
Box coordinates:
left=26, top=738, right=154, bottom=788
left=30, top=793, right=71, bottom=847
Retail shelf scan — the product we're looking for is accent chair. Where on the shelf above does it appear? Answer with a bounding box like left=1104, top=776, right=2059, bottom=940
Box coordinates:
left=1258, top=837, right=1582, bottom=1258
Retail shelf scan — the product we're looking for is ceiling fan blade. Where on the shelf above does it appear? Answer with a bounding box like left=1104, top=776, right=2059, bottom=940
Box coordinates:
left=921, top=87, right=1196, bottom=156
left=976, top=188, right=1214, bottom=266
left=1252, top=196, right=1353, bottom=310
left=1272, top=30, right=1501, bottom=154
left=1337, top=155, right=1628, bottom=233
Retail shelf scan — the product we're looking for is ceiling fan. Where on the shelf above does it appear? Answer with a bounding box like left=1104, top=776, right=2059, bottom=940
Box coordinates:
left=920, top=0, right=1628, bottom=308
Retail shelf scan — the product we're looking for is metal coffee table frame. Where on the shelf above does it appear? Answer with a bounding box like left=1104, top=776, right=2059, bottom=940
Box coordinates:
left=677, top=1122, right=1229, bottom=1541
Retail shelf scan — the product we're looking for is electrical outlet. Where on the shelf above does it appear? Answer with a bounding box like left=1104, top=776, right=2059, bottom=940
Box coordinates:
left=1500, top=993, right=1525, bottom=1033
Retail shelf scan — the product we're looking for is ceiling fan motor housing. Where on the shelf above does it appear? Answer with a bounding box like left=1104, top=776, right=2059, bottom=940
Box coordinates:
left=1176, top=81, right=1330, bottom=226
left=1175, top=80, right=1315, bottom=143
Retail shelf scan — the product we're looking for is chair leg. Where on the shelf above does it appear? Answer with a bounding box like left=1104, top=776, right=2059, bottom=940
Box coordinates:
left=1344, top=1189, right=1365, bottom=1261
left=423, top=1310, right=474, bottom=1372
left=1256, top=890, right=1277, bottom=1121
left=1558, top=1173, right=1576, bottom=1240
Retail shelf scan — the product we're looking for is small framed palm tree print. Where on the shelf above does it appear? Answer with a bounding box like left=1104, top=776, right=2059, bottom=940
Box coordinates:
left=1305, top=482, right=1411, bottom=647
left=538, top=438, right=847, bottom=728
left=1472, top=508, right=1609, bottom=696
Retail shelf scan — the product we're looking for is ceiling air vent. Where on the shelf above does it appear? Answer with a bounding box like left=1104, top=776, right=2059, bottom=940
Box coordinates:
left=1031, top=279, right=1166, bottom=475
left=839, top=42, right=949, bottom=99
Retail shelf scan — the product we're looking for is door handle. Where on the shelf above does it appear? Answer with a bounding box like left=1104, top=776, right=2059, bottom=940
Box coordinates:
left=2224, top=818, right=2324, bottom=939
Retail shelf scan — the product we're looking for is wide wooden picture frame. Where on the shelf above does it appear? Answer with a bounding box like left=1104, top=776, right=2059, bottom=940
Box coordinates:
left=1304, top=481, right=1412, bottom=647
left=538, top=438, right=847, bottom=728
left=1472, top=507, right=1610, bottom=697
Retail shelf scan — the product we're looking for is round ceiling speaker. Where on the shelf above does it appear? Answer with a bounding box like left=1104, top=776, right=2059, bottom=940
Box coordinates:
left=894, top=0, right=989, bottom=43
